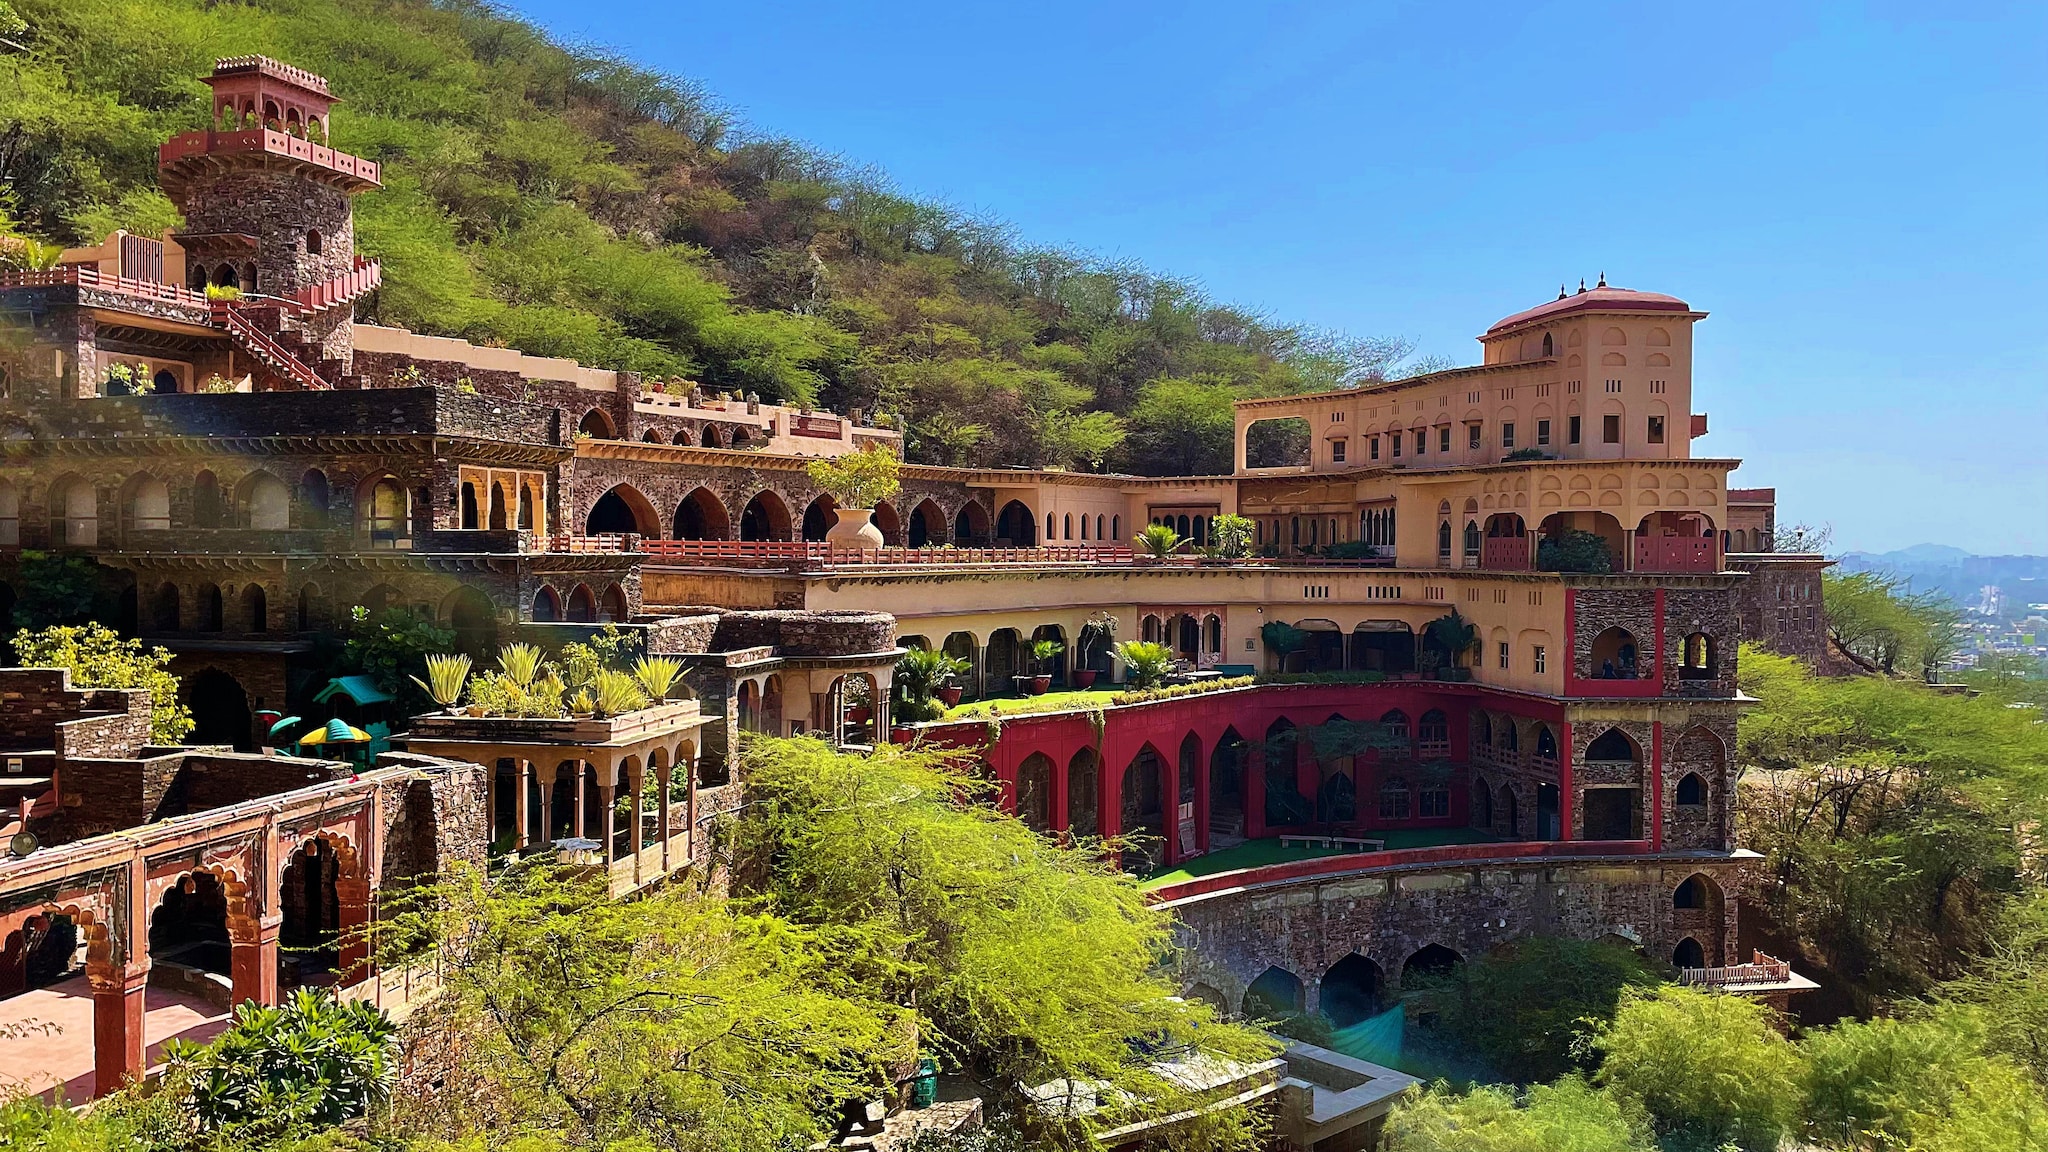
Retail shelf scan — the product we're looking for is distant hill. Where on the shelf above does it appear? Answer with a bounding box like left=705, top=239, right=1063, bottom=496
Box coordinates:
left=1, top=0, right=1446, bottom=473
left=1837, top=546, right=2048, bottom=606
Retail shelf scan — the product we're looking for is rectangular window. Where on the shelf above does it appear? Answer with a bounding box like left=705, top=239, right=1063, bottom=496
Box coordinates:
left=1498, top=641, right=1509, bottom=669
left=1414, top=430, right=1426, bottom=455
left=1438, top=426, right=1451, bottom=453
left=1569, top=415, right=1582, bottom=444
left=1501, top=422, right=1516, bottom=449
left=1537, top=418, right=1551, bottom=446
left=1603, top=413, right=1622, bottom=444
left=1467, top=423, right=1482, bottom=450
left=1646, top=415, right=1665, bottom=444
left=1533, top=645, right=1547, bottom=674
left=1391, top=433, right=1402, bottom=458
left=1331, top=438, right=1347, bottom=462
left=1369, top=435, right=1380, bottom=460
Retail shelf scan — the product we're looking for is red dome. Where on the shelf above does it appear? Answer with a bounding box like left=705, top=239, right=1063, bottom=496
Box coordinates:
left=1487, top=286, right=1692, bottom=334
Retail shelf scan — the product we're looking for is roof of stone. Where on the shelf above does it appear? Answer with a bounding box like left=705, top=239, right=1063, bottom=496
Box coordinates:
left=1487, top=285, right=1693, bottom=334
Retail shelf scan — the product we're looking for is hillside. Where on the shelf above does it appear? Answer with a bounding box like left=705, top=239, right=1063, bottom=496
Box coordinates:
left=0, top=0, right=1446, bottom=472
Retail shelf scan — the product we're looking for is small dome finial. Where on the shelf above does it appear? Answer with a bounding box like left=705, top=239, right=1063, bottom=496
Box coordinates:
left=1577, top=278, right=1587, bottom=294
left=1596, top=270, right=1607, bottom=288
left=1558, top=283, right=1568, bottom=300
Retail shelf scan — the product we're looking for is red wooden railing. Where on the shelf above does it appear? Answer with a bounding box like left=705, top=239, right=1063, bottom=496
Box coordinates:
left=283, top=255, right=380, bottom=314
left=639, top=540, right=1136, bottom=567
left=547, top=534, right=638, bottom=553
left=210, top=302, right=326, bottom=390
left=1634, top=536, right=1720, bottom=573
left=160, top=128, right=381, bottom=185
left=0, top=265, right=211, bottom=306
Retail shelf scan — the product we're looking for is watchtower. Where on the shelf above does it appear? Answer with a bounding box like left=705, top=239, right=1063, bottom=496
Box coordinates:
left=159, top=56, right=382, bottom=372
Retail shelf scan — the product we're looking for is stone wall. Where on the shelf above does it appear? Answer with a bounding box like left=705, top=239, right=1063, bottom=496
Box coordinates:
left=1661, top=587, right=1740, bottom=698
left=1729, top=555, right=1832, bottom=666
left=1167, top=856, right=1746, bottom=1015
left=172, top=168, right=358, bottom=364
left=708, top=610, right=897, bottom=657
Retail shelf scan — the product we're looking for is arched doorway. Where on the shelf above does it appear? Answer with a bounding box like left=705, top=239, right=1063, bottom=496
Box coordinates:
left=1320, top=954, right=1384, bottom=1028
left=800, top=495, right=836, bottom=542
left=1243, top=966, right=1303, bottom=1019
left=994, top=500, right=1036, bottom=546
left=585, top=485, right=657, bottom=537
left=566, top=584, right=597, bottom=623
left=445, top=586, right=497, bottom=657
left=186, top=669, right=252, bottom=749
left=1120, top=745, right=1165, bottom=871
left=1672, top=937, right=1706, bottom=969
left=1067, top=748, right=1099, bottom=836
left=985, top=629, right=1022, bottom=694
left=872, top=501, right=902, bottom=546
left=578, top=409, right=617, bottom=439
left=740, top=491, right=792, bottom=541
left=279, top=840, right=342, bottom=985
left=1015, top=752, right=1054, bottom=833
left=953, top=501, right=990, bottom=545
left=1208, top=729, right=1246, bottom=845
left=908, top=499, right=946, bottom=547
left=150, top=872, right=231, bottom=977
left=673, top=488, right=730, bottom=540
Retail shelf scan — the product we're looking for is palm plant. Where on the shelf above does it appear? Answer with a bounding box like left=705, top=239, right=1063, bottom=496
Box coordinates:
left=1115, top=640, right=1176, bottom=689
left=1029, top=638, right=1064, bottom=673
left=1135, top=522, right=1183, bottom=559
left=632, top=655, right=682, bottom=701
left=895, top=647, right=969, bottom=722
left=410, top=653, right=472, bottom=710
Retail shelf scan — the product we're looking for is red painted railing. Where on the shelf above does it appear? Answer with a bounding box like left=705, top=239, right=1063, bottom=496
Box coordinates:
left=548, top=534, right=638, bottom=553
left=1634, top=536, right=1720, bottom=573
left=1148, top=838, right=1655, bottom=903
left=211, top=302, right=326, bottom=390
left=789, top=414, right=844, bottom=439
left=1481, top=535, right=1532, bottom=570
left=1679, top=951, right=1793, bottom=987
left=160, top=129, right=380, bottom=186
left=639, top=540, right=1136, bottom=567
left=0, top=265, right=211, bottom=307
left=283, top=256, right=380, bottom=314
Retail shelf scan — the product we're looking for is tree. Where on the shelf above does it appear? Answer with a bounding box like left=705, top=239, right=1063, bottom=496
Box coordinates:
left=1536, top=529, right=1612, bottom=574
left=1037, top=409, right=1125, bottom=471
left=806, top=443, right=902, bottom=509
left=1798, top=1009, right=2048, bottom=1151
left=12, top=623, right=193, bottom=744
left=341, top=606, right=458, bottom=718
left=1210, top=513, right=1254, bottom=559
left=6, top=550, right=104, bottom=634
left=1114, top=640, right=1175, bottom=689
left=1934, top=891, right=2048, bottom=1089
left=1433, top=938, right=1665, bottom=1084
left=386, top=861, right=906, bottom=1151
left=1120, top=376, right=1237, bottom=475
left=731, top=738, right=1276, bottom=1148
left=1591, top=986, right=1801, bottom=1152
left=1385, top=1077, right=1654, bottom=1152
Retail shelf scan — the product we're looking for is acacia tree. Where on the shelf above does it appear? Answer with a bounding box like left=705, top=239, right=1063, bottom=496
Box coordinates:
left=13, top=623, right=193, bottom=744
left=729, top=737, right=1277, bottom=1148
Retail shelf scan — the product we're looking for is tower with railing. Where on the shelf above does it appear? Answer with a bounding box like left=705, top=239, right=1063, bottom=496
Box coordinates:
left=158, top=56, right=383, bottom=378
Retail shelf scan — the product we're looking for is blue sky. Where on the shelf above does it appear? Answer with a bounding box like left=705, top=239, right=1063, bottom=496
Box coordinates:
left=509, top=0, right=2046, bottom=555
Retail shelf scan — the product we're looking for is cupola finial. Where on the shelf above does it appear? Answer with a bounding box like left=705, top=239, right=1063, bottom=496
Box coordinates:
left=1596, top=270, right=1607, bottom=288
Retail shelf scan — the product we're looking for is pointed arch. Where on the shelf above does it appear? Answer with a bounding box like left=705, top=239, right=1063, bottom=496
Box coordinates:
left=740, top=490, right=793, bottom=541
left=585, top=484, right=659, bottom=537
left=672, top=487, right=731, bottom=540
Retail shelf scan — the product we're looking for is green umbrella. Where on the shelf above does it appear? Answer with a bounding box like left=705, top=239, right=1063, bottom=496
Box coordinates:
left=300, top=719, right=372, bottom=745
left=267, top=715, right=305, bottom=741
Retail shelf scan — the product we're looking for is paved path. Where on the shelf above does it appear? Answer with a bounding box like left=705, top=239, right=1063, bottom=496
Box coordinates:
left=0, top=974, right=231, bottom=1101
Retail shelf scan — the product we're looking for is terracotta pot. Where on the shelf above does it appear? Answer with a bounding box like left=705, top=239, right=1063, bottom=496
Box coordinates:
left=1073, top=669, right=1098, bottom=689
left=1031, top=675, right=1052, bottom=695
left=848, top=705, right=871, bottom=723
left=891, top=726, right=915, bottom=743
left=938, top=685, right=963, bottom=707
left=825, top=507, right=886, bottom=550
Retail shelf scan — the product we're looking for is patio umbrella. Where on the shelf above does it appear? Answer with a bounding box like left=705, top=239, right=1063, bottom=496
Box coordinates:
left=300, top=719, right=372, bottom=745
left=267, top=715, right=305, bottom=742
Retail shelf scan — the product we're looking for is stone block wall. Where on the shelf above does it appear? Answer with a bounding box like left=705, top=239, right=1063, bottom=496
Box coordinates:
left=1662, top=587, right=1740, bottom=698
left=1571, top=587, right=1657, bottom=681
left=1729, top=555, right=1832, bottom=666
left=708, top=610, right=896, bottom=658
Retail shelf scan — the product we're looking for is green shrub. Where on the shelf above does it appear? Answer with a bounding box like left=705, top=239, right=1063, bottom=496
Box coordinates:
left=13, top=623, right=193, bottom=744
left=1592, top=986, right=1800, bottom=1152
left=1537, top=528, right=1613, bottom=574
left=165, top=988, right=398, bottom=1142
left=1114, top=640, right=1175, bottom=689
left=1433, top=937, right=1665, bottom=1084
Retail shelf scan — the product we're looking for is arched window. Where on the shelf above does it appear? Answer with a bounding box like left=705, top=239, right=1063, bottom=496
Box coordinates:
left=192, top=471, right=223, bottom=529
left=1437, top=520, right=1452, bottom=563
left=1380, top=709, right=1411, bottom=745
left=1080, top=514, right=1089, bottom=540
left=1111, top=515, right=1121, bottom=542
left=1063, top=513, right=1072, bottom=540
left=305, top=229, right=323, bottom=256
left=1676, top=772, right=1707, bottom=807
left=1462, top=520, right=1481, bottom=560
left=1541, top=332, right=1553, bottom=357
left=1046, top=512, right=1056, bottom=541
left=366, top=478, right=406, bottom=545
left=1681, top=633, right=1715, bottom=680
left=1377, top=776, right=1411, bottom=820
left=301, top=469, right=330, bottom=529
left=1418, top=780, right=1449, bottom=818
left=1674, top=875, right=1708, bottom=910
left=532, top=586, right=562, bottom=622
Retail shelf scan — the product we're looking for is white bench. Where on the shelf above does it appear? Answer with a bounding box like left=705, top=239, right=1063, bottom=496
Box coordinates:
left=1278, top=834, right=1385, bottom=852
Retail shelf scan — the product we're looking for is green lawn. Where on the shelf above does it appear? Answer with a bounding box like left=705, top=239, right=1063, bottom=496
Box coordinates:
left=943, top=688, right=1122, bottom=720
left=1143, top=827, right=1501, bottom=888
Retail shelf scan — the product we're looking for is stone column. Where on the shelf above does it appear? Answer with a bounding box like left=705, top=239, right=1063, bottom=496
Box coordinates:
left=536, top=763, right=555, bottom=845
left=598, top=780, right=617, bottom=866
left=656, top=766, right=672, bottom=873
left=90, top=962, right=149, bottom=1098
left=572, top=762, right=588, bottom=841
left=515, top=760, right=532, bottom=849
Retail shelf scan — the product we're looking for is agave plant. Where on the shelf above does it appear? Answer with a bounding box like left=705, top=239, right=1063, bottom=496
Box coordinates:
left=410, top=653, right=472, bottom=709
left=632, top=656, right=682, bottom=701
left=496, top=642, right=545, bottom=690
left=591, top=669, right=650, bottom=718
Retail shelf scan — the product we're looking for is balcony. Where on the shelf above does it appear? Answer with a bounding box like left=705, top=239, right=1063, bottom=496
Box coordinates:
left=159, top=128, right=381, bottom=190
left=1633, top=536, right=1720, bottom=574
left=1480, top=535, right=1532, bottom=571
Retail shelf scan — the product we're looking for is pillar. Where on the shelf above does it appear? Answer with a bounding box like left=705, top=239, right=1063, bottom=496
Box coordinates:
left=227, top=910, right=278, bottom=1008
left=572, top=762, right=588, bottom=841
left=536, top=764, right=555, bottom=845
left=515, top=760, right=532, bottom=849
left=1161, top=754, right=1179, bottom=867
left=335, top=876, right=371, bottom=985
left=90, top=963, right=148, bottom=1098
left=598, top=781, right=617, bottom=865
left=1559, top=720, right=1575, bottom=842
left=657, top=766, right=672, bottom=873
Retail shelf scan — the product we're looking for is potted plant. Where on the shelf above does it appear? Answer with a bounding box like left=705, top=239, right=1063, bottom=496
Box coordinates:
left=1134, top=522, right=1183, bottom=561
left=805, top=444, right=902, bottom=550
left=1114, top=640, right=1175, bottom=690
left=846, top=674, right=873, bottom=723
left=1074, top=614, right=1116, bottom=690
left=1027, top=638, right=1064, bottom=694
left=895, top=647, right=969, bottom=721
left=1423, top=608, right=1480, bottom=680
left=411, top=653, right=472, bottom=714
left=938, top=681, right=964, bottom=708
